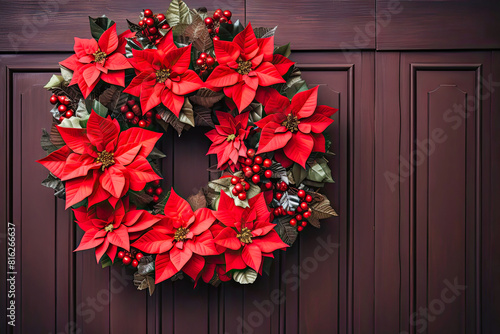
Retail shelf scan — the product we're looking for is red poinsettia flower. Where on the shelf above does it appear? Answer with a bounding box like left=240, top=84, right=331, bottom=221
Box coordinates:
left=206, top=111, right=250, bottom=171
left=60, top=24, right=132, bottom=98
left=254, top=86, right=337, bottom=167
left=200, top=255, right=232, bottom=285
left=37, top=111, right=162, bottom=209
left=213, top=191, right=288, bottom=272
left=205, top=22, right=294, bottom=112
left=73, top=197, right=160, bottom=262
left=132, top=189, right=218, bottom=283
left=124, top=31, right=203, bottom=116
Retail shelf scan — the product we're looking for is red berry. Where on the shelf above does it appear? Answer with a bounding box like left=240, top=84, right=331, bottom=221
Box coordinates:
left=296, top=214, right=303, bottom=221
left=120, top=105, right=129, bottom=113
left=153, top=180, right=161, bottom=186
left=238, top=192, right=247, bottom=200
left=264, top=182, right=273, bottom=190
left=213, top=36, right=220, bottom=41
left=206, top=57, right=215, bottom=67
left=199, top=52, right=208, bottom=59
left=220, top=17, right=228, bottom=24
left=136, top=253, right=144, bottom=261
left=50, top=95, right=58, bottom=104
left=297, top=226, right=303, bottom=232
left=62, top=97, right=71, bottom=105
left=223, top=10, right=232, bottom=18
left=301, top=221, right=307, bottom=227
left=157, top=13, right=165, bottom=21
left=144, top=9, right=153, bottom=17
left=279, top=182, right=288, bottom=191
left=149, top=27, right=158, bottom=34
left=254, top=156, right=263, bottom=164
left=122, top=256, right=132, bottom=265
left=127, top=100, right=136, bottom=106
left=132, top=117, right=139, bottom=125
left=213, top=11, right=222, bottom=20
left=152, top=195, right=159, bottom=202
left=305, top=195, right=313, bottom=203
left=274, top=208, right=281, bottom=216
left=58, top=116, right=65, bottom=122
left=125, top=112, right=135, bottom=120
left=162, top=24, right=170, bottom=30
left=303, top=211, right=312, bottom=219
left=297, top=190, right=306, bottom=198
left=231, top=176, right=239, bottom=185
left=156, top=113, right=162, bottom=120
left=234, top=183, right=244, bottom=193
left=215, top=8, right=223, bottom=13
left=117, top=251, right=125, bottom=259
left=252, top=174, right=261, bottom=184
left=207, top=28, right=213, bottom=34
left=57, top=95, right=66, bottom=104
left=132, top=259, right=139, bottom=268
left=204, top=17, right=214, bottom=26
left=155, top=187, right=163, bottom=195
left=275, top=192, right=283, bottom=200
left=145, top=111, right=153, bottom=118
left=196, top=59, right=204, bottom=66
left=264, top=170, right=273, bottom=178
left=58, top=104, right=67, bottom=112
left=232, top=187, right=239, bottom=196
left=247, top=149, right=256, bottom=158
left=244, top=158, right=252, bottom=166
left=138, top=20, right=145, bottom=27
left=287, top=210, right=295, bottom=216
left=244, top=170, right=253, bottom=179
left=138, top=120, right=147, bottom=127
left=228, top=20, right=233, bottom=24
left=300, top=202, right=309, bottom=210
left=215, top=27, right=220, bottom=34
left=146, top=187, right=154, bottom=195
left=131, top=104, right=141, bottom=114
left=263, top=159, right=272, bottom=168
left=65, top=110, right=73, bottom=118
left=145, top=18, right=155, bottom=26
left=243, top=181, right=250, bottom=191
left=252, top=165, right=261, bottom=173
left=243, top=166, right=252, bottom=173
left=290, top=218, right=297, bottom=226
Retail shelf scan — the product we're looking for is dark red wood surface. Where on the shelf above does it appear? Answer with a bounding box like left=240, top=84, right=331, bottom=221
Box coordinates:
left=1, top=1, right=499, bottom=334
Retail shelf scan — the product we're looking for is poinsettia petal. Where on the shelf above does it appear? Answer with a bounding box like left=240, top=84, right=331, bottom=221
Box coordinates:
left=257, top=36, right=275, bottom=62
left=88, top=181, right=111, bottom=207
left=253, top=230, right=289, bottom=253
left=113, top=143, right=141, bottom=166
left=302, top=114, right=334, bottom=133
left=100, top=166, right=125, bottom=199
left=163, top=188, right=193, bottom=221
left=154, top=253, right=179, bottom=283
left=117, top=127, right=162, bottom=158
left=125, top=156, right=161, bottom=191
left=94, top=239, right=110, bottom=263
left=161, top=88, right=185, bottom=117
left=105, top=53, right=131, bottom=71
left=125, top=210, right=160, bottom=233
left=56, top=126, right=91, bottom=155
left=124, top=71, right=153, bottom=97
left=141, top=81, right=163, bottom=113
left=76, top=64, right=100, bottom=98
left=100, top=71, right=125, bottom=87
left=190, top=208, right=216, bottom=235
left=206, top=65, right=240, bottom=88
left=171, top=70, right=203, bottom=95
left=132, top=230, right=174, bottom=254
left=224, top=249, right=247, bottom=271
left=214, top=227, right=241, bottom=250
left=213, top=39, right=240, bottom=65
left=224, top=81, right=256, bottom=112
left=164, top=44, right=192, bottom=74
left=74, top=37, right=98, bottom=58
left=272, top=54, right=294, bottom=76
left=156, top=30, right=177, bottom=54
left=65, top=173, right=96, bottom=209
left=255, top=87, right=290, bottom=115
left=282, top=132, right=314, bottom=168
left=86, top=112, right=120, bottom=152
left=169, top=244, right=193, bottom=271
left=232, top=23, right=259, bottom=59
left=257, top=123, right=292, bottom=154
left=82, top=65, right=101, bottom=88
left=182, top=253, right=205, bottom=281
left=129, top=49, right=160, bottom=73
left=254, top=62, right=286, bottom=86
left=290, top=86, right=319, bottom=119
left=241, top=243, right=262, bottom=272
left=315, top=105, right=338, bottom=118
left=312, top=133, right=326, bottom=152
left=37, top=145, right=71, bottom=179
left=60, top=54, right=80, bottom=71
left=74, top=228, right=103, bottom=251
left=187, top=230, right=218, bottom=256
left=107, top=225, right=130, bottom=250
left=61, top=153, right=101, bottom=180
left=98, top=24, right=119, bottom=54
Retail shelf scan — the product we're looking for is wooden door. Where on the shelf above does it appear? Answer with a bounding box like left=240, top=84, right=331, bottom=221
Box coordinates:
left=1, top=1, right=499, bottom=334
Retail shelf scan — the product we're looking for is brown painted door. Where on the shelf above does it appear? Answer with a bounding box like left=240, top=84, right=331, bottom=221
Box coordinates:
left=1, top=1, right=499, bottom=334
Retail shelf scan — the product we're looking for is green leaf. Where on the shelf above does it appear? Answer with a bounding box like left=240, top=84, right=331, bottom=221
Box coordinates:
left=40, top=129, right=59, bottom=154
left=59, top=65, right=73, bottom=82
left=128, top=190, right=154, bottom=207
left=291, top=163, right=307, bottom=185
left=100, top=254, right=113, bottom=268
left=233, top=268, right=258, bottom=284
left=253, top=26, right=277, bottom=39
left=274, top=43, right=291, bottom=57
left=178, top=99, right=195, bottom=127
left=41, top=173, right=65, bottom=198
left=89, top=16, right=115, bottom=40
left=307, top=158, right=334, bottom=183
left=44, top=75, right=65, bottom=89
left=86, top=99, right=109, bottom=118
left=166, top=0, right=192, bottom=27
left=148, top=147, right=167, bottom=160
left=275, top=216, right=298, bottom=246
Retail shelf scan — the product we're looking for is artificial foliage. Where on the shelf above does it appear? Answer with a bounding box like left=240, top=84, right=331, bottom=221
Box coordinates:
left=38, top=1, right=338, bottom=292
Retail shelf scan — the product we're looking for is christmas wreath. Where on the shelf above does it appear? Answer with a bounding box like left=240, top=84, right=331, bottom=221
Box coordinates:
left=38, top=1, right=338, bottom=293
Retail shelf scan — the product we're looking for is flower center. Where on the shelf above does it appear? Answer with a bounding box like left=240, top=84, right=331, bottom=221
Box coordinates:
left=282, top=113, right=301, bottom=132
left=237, top=227, right=253, bottom=244
left=156, top=69, right=171, bottom=83
left=226, top=134, right=236, bottom=142
left=93, top=49, right=107, bottom=64
left=174, top=227, right=190, bottom=241
left=104, top=223, right=114, bottom=233
left=237, top=60, right=252, bottom=75
left=96, top=150, right=115, bottom=171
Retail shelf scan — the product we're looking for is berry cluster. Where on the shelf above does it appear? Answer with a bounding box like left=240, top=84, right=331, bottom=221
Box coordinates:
left=117, top=249, right=144, bottom=268
left=204, top=9, right=232, bottom=41
left=137, top=9, right=170, bottom=45
left=230, top=176, right=251, bottom=201
left=50, top=94, right=74, bottom=123
left=195, top=52, right=216, bottom=74
left=241, top=149, right=274, bottom=185
left=274, top=186, right=313, bottom=232
left=121, top=99, right=160, bottom=128
left=145, top=179, right=163, bottom=203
